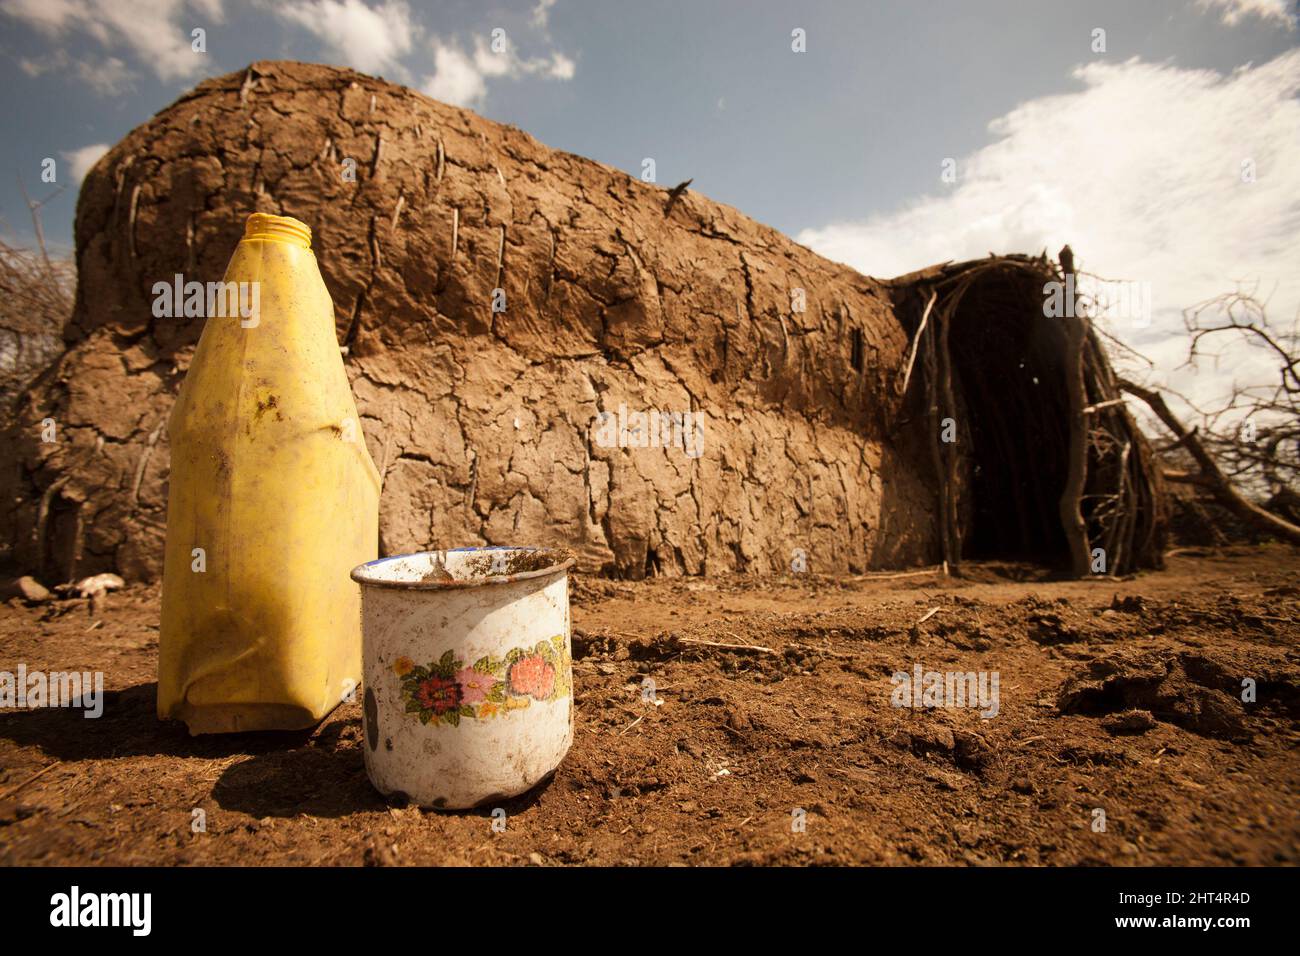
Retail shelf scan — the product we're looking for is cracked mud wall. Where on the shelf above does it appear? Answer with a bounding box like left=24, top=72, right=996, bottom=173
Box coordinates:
left=0, top=60, right=941, bottom=583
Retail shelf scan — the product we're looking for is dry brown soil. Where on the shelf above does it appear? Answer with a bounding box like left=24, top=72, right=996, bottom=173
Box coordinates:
left=1, top=548, right=1298, bottom=866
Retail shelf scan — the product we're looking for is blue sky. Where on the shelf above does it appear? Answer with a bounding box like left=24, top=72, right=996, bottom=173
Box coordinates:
left=1, top=0, right=1298, bottom=405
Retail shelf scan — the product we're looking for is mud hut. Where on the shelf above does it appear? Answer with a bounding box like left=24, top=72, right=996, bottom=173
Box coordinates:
left=0, top=61, right=1163, bottom=583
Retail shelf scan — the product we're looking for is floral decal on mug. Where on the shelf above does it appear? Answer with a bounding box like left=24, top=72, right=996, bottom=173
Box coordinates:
left=394, top=634, right=570, bottom=726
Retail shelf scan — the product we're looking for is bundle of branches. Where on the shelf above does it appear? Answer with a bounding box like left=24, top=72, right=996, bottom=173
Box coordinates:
left=0, top=235, right=72, bottom=414
left=1119, top=289, right=1300, bottom=546
left=891, top=249, right=1165, bottom=577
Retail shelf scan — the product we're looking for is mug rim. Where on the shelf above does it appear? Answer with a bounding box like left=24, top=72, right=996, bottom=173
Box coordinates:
left=350, top=546, right=575, bottom=590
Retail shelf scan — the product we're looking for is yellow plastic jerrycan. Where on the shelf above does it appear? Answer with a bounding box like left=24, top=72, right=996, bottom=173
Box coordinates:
left=158, top=213, right=380, bottom=734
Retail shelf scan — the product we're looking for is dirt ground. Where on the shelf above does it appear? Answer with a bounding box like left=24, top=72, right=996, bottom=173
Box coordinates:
left=1, top=547, right=1297, bottom=866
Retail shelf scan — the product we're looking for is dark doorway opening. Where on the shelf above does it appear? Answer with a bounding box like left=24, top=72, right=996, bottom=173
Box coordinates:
left=946, top=273, right=1071, bottom=564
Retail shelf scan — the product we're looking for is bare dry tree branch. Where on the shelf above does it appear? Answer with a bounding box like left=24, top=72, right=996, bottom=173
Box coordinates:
left=1119, top=377, right=1300, bottom=546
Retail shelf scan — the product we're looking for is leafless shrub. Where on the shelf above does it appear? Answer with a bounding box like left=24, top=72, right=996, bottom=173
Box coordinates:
left=0, top=236, right=71, bottom=413
left=1175, top=289, right=1299, bottom=507
left=1116, top=287, right=1300, bottom=545
left=0, top=183, right=74, bottom=415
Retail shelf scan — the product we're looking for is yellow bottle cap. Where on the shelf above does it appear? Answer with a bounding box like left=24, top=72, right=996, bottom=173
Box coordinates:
left=243, top=213, right=312, bottom=249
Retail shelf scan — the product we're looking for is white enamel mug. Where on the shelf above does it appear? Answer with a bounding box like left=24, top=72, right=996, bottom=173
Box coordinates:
left=350, top=547, right=575, bottom=809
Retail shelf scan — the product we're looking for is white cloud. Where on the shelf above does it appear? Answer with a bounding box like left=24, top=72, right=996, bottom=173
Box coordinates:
left=62, top=143, right=110, bottom=182
left=796, top=51, right=1300, bottom=412
left=20, top=51, right=134, bottom=96
left=1195, top=0, right=1297, bottom=27
left=274, top=0, right=416, bottom=76
left=422, top=41, right=487, bottom=107
left=547, top=51, right=575, bottom=80
left=532, top=0, right=558, bottom=30
left=420, top=34, right=576, bottom=108
left=0, top=0, right=87, bottom=34
left=2, top=0, right=577, bottom=104
left=0, top=0, right=225, bottom=82
left=472, top=36, right=514, bottom=79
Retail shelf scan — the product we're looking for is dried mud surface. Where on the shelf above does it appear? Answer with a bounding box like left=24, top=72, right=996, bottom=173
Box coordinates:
left=2, top=549, right=1298, bottom=866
